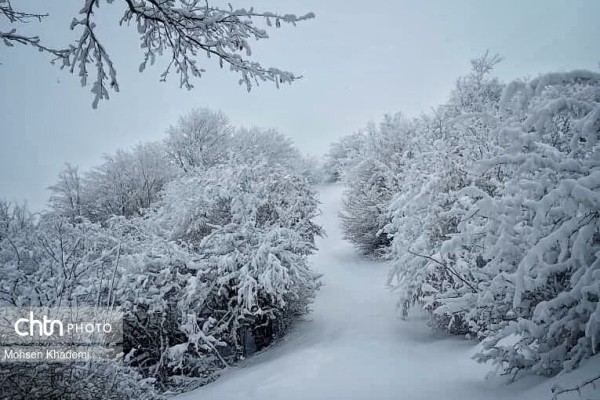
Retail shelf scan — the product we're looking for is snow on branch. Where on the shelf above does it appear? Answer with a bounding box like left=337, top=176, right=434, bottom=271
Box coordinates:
left=2, top=0, right=315, bottom=108
left=0, top=0, right=45, bottom=23
left=500, top=69, right=600, bottom=111
left=0, top=0, right=70, bottom=62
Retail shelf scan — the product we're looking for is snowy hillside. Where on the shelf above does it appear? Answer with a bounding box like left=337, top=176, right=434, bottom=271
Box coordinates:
left=2, top=2, right=599, bottom=399
left=176, top=184, right=600, bottom=400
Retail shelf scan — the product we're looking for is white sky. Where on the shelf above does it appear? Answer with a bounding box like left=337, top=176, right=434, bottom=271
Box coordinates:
left=1, top=0, right=599, bottom=210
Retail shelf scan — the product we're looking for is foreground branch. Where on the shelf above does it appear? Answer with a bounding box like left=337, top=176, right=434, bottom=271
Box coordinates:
left=1, top=0, right=315, bottom=108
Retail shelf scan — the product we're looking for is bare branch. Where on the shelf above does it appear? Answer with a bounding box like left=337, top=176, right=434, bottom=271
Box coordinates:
left=551, top=374, right=600, bottom=399
left=407, top=249, right=479, bottom=293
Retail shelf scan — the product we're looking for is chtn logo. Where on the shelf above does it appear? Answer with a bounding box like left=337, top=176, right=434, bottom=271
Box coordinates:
left=14, top=311, right=63, bottom=337
left=13, top=311, right=114, bottom=337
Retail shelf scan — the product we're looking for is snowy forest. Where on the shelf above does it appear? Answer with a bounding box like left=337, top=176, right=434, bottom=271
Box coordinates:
left=1, top=0, right=599, bottom=399
left=1, top=56, right=599, bottom=399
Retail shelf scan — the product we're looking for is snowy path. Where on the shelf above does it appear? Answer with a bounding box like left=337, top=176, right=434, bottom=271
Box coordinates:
left=177, top=184, right=587, bottom=400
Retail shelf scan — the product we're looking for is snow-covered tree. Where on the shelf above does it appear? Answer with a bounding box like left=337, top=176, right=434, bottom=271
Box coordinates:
left=165, top=109, right=233, bottom=172
left=230, top=127, right=301, bottom=168
left=48, top=163, right=84, bottom=223
left=340, top=159, right=397, bottom=256
left=82, top=142, right=175, bottom=222
left=322, top=132, right=366, bottom=183
left=334, top=114, right=409, bottom=256
left=384, top=55, right=505, bottom=327
left=446, top=51, right=504, bottom=116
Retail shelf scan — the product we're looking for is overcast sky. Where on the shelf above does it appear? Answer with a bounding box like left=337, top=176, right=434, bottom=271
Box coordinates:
left=1, top=0, right=599, bottom=210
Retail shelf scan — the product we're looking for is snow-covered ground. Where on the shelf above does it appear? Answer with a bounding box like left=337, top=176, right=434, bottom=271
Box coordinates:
left=177, top=184, right=600, bottom=400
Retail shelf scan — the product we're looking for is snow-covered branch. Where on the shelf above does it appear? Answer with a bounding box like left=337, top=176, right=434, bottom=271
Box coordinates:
left=2, top=0, right=314, bottom=107
left=0, top=0, right=70, bottom=62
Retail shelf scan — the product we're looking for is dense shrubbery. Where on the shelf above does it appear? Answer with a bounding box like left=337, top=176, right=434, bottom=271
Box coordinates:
left=326, top=55, right=600, bottom=380
left=0, top=109, right=322, bottom=398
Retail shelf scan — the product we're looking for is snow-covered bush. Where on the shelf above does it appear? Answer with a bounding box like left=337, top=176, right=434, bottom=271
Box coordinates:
left=334, top=57, right=600, bottom=380
left=382, top=65, right=600, bottom=378
left=2, top=109, right=322, bottom=396
left=0, top=362, right=161, bottom=400
left=0, top=201, right=163, bottom=399
left=334, top=54, right=504, bottom=264
left=154, top=160, right=322, bottom=361
left=385, top=54, right=505, bottom=327
left=322, top=132, right=367, bottom=183
left=469, top=70, right=600, bottom=377
left=92, top=216, right=226, bottom=391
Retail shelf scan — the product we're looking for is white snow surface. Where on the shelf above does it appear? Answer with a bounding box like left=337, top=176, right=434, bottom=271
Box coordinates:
left=177, top=184, right=600, bottom=400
